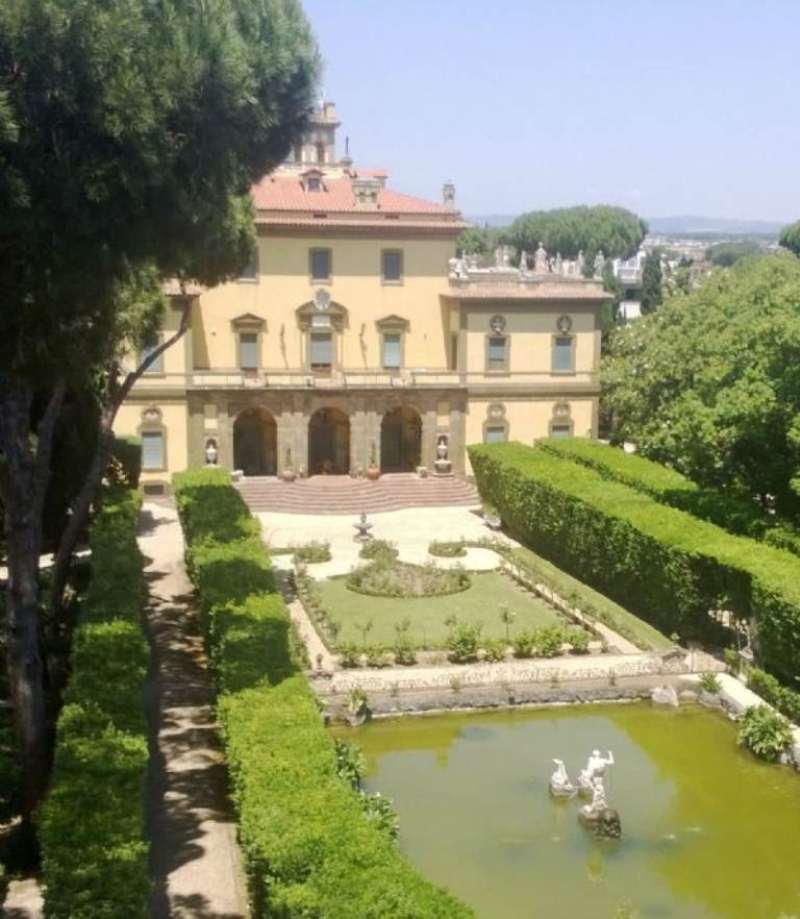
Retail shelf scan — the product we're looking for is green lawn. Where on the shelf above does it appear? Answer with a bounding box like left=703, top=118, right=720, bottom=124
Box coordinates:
left=316, top=570, right=564, bottom=648
left=510, top=545, right=673, bottom=651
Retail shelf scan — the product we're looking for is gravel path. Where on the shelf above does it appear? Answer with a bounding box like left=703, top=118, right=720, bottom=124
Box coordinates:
left=139, top=501, right=249, bottom=919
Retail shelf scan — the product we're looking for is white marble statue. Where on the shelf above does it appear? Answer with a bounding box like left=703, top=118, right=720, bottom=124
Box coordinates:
left=534, top=242, right=548, bottom=273
left=581, top=776, right=608, bottom=818
left=519, top=250, right=529, bottom=273
left=576, top=250, right=585, bottom=277
left=549, top=758, right=576, bottom=797
left=593, top=250, right=606, bottom=279
left=578, top=749, right=614, bottom=793
left=555, top=252, right=563, bottom=275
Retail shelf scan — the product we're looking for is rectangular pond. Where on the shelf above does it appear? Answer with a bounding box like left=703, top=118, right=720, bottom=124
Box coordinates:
left=334, top=704, right=800, bottom=918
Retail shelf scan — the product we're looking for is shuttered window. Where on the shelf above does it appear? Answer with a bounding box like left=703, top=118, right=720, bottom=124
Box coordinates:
left=382, top=333, right=402, bottom=369
left=142, top=333, right=163, bottom=374
left=382, top=250, right=402, bottom=282
left=310, top=248, right=331, bottom=281
left=239, top=332, right=259, bottom=370
left=550, top=423, right=572, bottom=439
left=484, top=424, right=507, bottom=444
left=310, top=331, right=333, bottom=369
left=141, top=431, right=165, bottom=470
left=487, top=336, right=507, bottom=371
left=552, top=336, right=574, bottom=372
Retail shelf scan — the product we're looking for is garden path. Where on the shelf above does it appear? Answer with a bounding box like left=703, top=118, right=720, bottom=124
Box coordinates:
left=2, top=877, right=44, bottom=918
left=257, top=505, right=516, bottom=578
left=138, top=501, right=250, bottom=919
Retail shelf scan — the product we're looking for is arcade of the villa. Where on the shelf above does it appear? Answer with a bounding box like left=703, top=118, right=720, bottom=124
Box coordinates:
left=189, top=389, right=467, bottom=478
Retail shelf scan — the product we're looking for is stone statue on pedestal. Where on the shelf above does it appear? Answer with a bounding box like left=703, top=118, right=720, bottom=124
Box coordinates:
left=534, top=242, right=548, bottom=274
left=549, top=759, right=576, bottom=797
left=593, top=250, right=606, bottom=279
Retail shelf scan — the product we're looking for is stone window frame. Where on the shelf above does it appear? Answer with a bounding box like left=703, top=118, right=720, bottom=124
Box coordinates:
left=309, top=247, right=333, bottom=284
left=482, top=402, right=509, bottom=442
left=548, top=401, right=574, bottom=438
left=551, top=332, right=576, bottom=374
left=140, top=331, right=165, bottom=377
left=138, top=406, right=168, bottom=473
left=297, top=299, right=348, bottom=375
left=381, top=248, right=404, bottom=285
left=231, top=314, right=266, bottom=374
left=484, top=332, right=510, bottom=374
left=375, top=315, right=409, bottom=374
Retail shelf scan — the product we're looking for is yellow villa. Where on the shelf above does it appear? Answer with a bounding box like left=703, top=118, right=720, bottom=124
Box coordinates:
left=114, top=102, right=608, bottom=492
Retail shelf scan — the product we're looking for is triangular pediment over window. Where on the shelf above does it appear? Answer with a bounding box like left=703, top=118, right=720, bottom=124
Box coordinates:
left=375, top=314, right=410, bottom=330
left=231, top=312, right=265, bottom=328
left=296, top=298, right=348, bottom=331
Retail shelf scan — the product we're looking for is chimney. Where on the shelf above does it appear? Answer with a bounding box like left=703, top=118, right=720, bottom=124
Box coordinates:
left=443, top=182, right=456, bottom=210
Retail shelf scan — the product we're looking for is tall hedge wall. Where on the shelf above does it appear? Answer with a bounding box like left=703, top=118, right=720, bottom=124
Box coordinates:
left=468, top=442, right=800, bottom=682
left=173, top=468, right=472, bottom=918
left=39, top=489, right=150, bottom=919
left=539, top=437, right=800, bottom=555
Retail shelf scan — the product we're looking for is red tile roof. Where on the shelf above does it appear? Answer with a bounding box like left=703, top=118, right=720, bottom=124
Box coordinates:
left=251, top=173, right=455, bottom=217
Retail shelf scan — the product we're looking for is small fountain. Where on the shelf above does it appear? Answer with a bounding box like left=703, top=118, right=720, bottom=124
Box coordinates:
left=577, top=749, right=614, bottom=796
left=353, top=512, right=373, bottom=543
left=549, top=749, right=621, bottom=839
left=578, top=775, right=622, bottom=839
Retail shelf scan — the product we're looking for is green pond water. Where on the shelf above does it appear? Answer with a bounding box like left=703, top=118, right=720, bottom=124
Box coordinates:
left=334, top=705, right=800, bottom=919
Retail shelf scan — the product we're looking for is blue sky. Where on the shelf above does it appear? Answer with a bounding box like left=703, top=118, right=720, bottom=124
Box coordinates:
left=302, top=0, right=800, bottom=222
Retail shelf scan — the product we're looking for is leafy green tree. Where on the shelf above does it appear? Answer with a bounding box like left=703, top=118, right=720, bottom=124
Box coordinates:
left=505, top=205, right=647, bottom=270
left=456, top=225, right=501, bottom=258
left=0, top=0, right=317, bottom=813
left=640, top=251, right=663, bottom=314
left=602, top=252, right=800, bottom=517
left=779, top=220, right=800, bottom=257
left=706, top=240, right=761, bottom=266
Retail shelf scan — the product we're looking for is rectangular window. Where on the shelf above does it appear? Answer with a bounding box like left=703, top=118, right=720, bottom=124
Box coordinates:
left=450, top=332, right=459, bottom=370
left=550, top=423, right=572, bottom=439
left=141, top=431, right=165, bottom=470
left=552, top=336, right=574, bottom=372
left=382, top=250, right=403, bottom=282
left=239, top=248, right=258, bottom=280
left=239, top=332, right=259, bottom=370
left=382, top=332, right=402, bottom=369
left=310, top=331, right=333, bottom=370
left=484, top=425, right=507, bottom=444
left=310, top=248, right=331, bottom=281
left=142, top=332, right=163, bottom=374
left=487, top=335, right=507, bottom=371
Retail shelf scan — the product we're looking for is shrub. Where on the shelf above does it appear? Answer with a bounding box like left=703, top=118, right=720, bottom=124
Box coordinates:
left=108, top=434, right=142, bottom=489
left=393, top=618, right=417, bottom=666
left=567, top=628, right=591, bottom=654
left=482, top=638, right=507, bottom=662
left=535, top=625, right=565, bottom=658
left=39, top=488, right=150, bottom=919
left=738, top=706, right=793, bottom=762
left=699, top=672, right=722, bottom=694
left=540, top=438, right=800, bottom=556
left=173, top=469, right=471, bottom=917
left=359, top=539, right=398, bottom=561
left=429, top=540, right=467, bottom=558
left=446, top=621, right=482, bottom=663
left=747, top=667, right=800, bottom=724
left=513, top=630, right=536, bottom=659
left=468, top=442, right=800, bottom=682
left=294, top=541, right=332, bottom=564
left=338, top=643, right=361, bottom=669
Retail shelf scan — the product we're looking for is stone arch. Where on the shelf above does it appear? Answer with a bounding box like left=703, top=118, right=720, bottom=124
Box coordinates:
left=380, top=405, right=422, bottom=473
left=233, top=407, right=277, bottom=476
left=308, top=407, right=350, bottom=475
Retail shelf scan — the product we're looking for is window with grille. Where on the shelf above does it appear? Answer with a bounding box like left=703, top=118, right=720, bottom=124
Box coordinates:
left=552, top=336, right=574, bottom=372
left=382, top=333, right=402, bottom=369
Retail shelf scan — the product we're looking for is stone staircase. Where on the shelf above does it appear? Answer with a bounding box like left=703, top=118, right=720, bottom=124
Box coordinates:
left=236, top=472, right=480, bottom=515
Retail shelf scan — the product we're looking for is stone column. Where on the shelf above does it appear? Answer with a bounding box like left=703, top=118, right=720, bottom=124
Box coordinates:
left=448, top=399, right=467, bottom=475
left=187, top=393, right=206, bottom=469
left=217, top=398, right=235, bottom=470
left=349, top=396, right=369, bottom=473
left=421, top=406, right=438, bottom=470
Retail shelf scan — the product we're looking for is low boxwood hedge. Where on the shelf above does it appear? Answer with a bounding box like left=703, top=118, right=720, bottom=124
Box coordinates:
left=39, top=488, right=150, bottom=919
left=468, top=442, right=800, bottom=682
left=539, top=437, right=800, bottom=555
left=173, top=468, right=471, bottom=918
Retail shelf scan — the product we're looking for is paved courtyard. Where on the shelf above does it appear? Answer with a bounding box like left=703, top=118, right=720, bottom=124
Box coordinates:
left=256, top=505, right=515, bottom=578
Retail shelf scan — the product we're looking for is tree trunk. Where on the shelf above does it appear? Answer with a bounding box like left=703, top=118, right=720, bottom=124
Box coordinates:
left=0, top=380, right=65, bottom=815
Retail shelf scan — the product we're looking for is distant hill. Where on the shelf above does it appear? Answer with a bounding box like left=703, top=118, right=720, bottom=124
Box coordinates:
left=468, top=213, right=786, bottom=239
left=647, top=215, right=784, bottom=238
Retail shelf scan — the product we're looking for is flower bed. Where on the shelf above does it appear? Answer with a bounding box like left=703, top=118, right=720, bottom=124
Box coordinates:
left=347, top=560, right=471, bottom=598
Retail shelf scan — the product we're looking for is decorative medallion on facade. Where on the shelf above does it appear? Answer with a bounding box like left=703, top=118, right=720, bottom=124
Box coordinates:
left=142, top=405, right=162, bottom=422
left=489, top=314, right=506, bottom=333
left=313, top=288, right=332, bottom=311
left=556, top=315, right=573, bottom=334
left=487, top=402, right=506, bottom=419
left=553, top=400, right=571, bottom=418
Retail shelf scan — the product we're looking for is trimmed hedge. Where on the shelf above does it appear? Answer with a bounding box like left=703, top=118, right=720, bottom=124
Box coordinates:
left=39, top=488, right=150, bottom=919
left=173, top=467, right=472, bottom=918
left=468, top=442, right=800, bottom=682
left=539, top=437, right=800, bottom=555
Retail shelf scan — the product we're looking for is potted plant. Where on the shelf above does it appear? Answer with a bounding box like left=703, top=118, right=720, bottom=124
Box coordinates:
left=366, top=442, right=380, bottom=480
left=282, top=446, right=296, bottom=482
